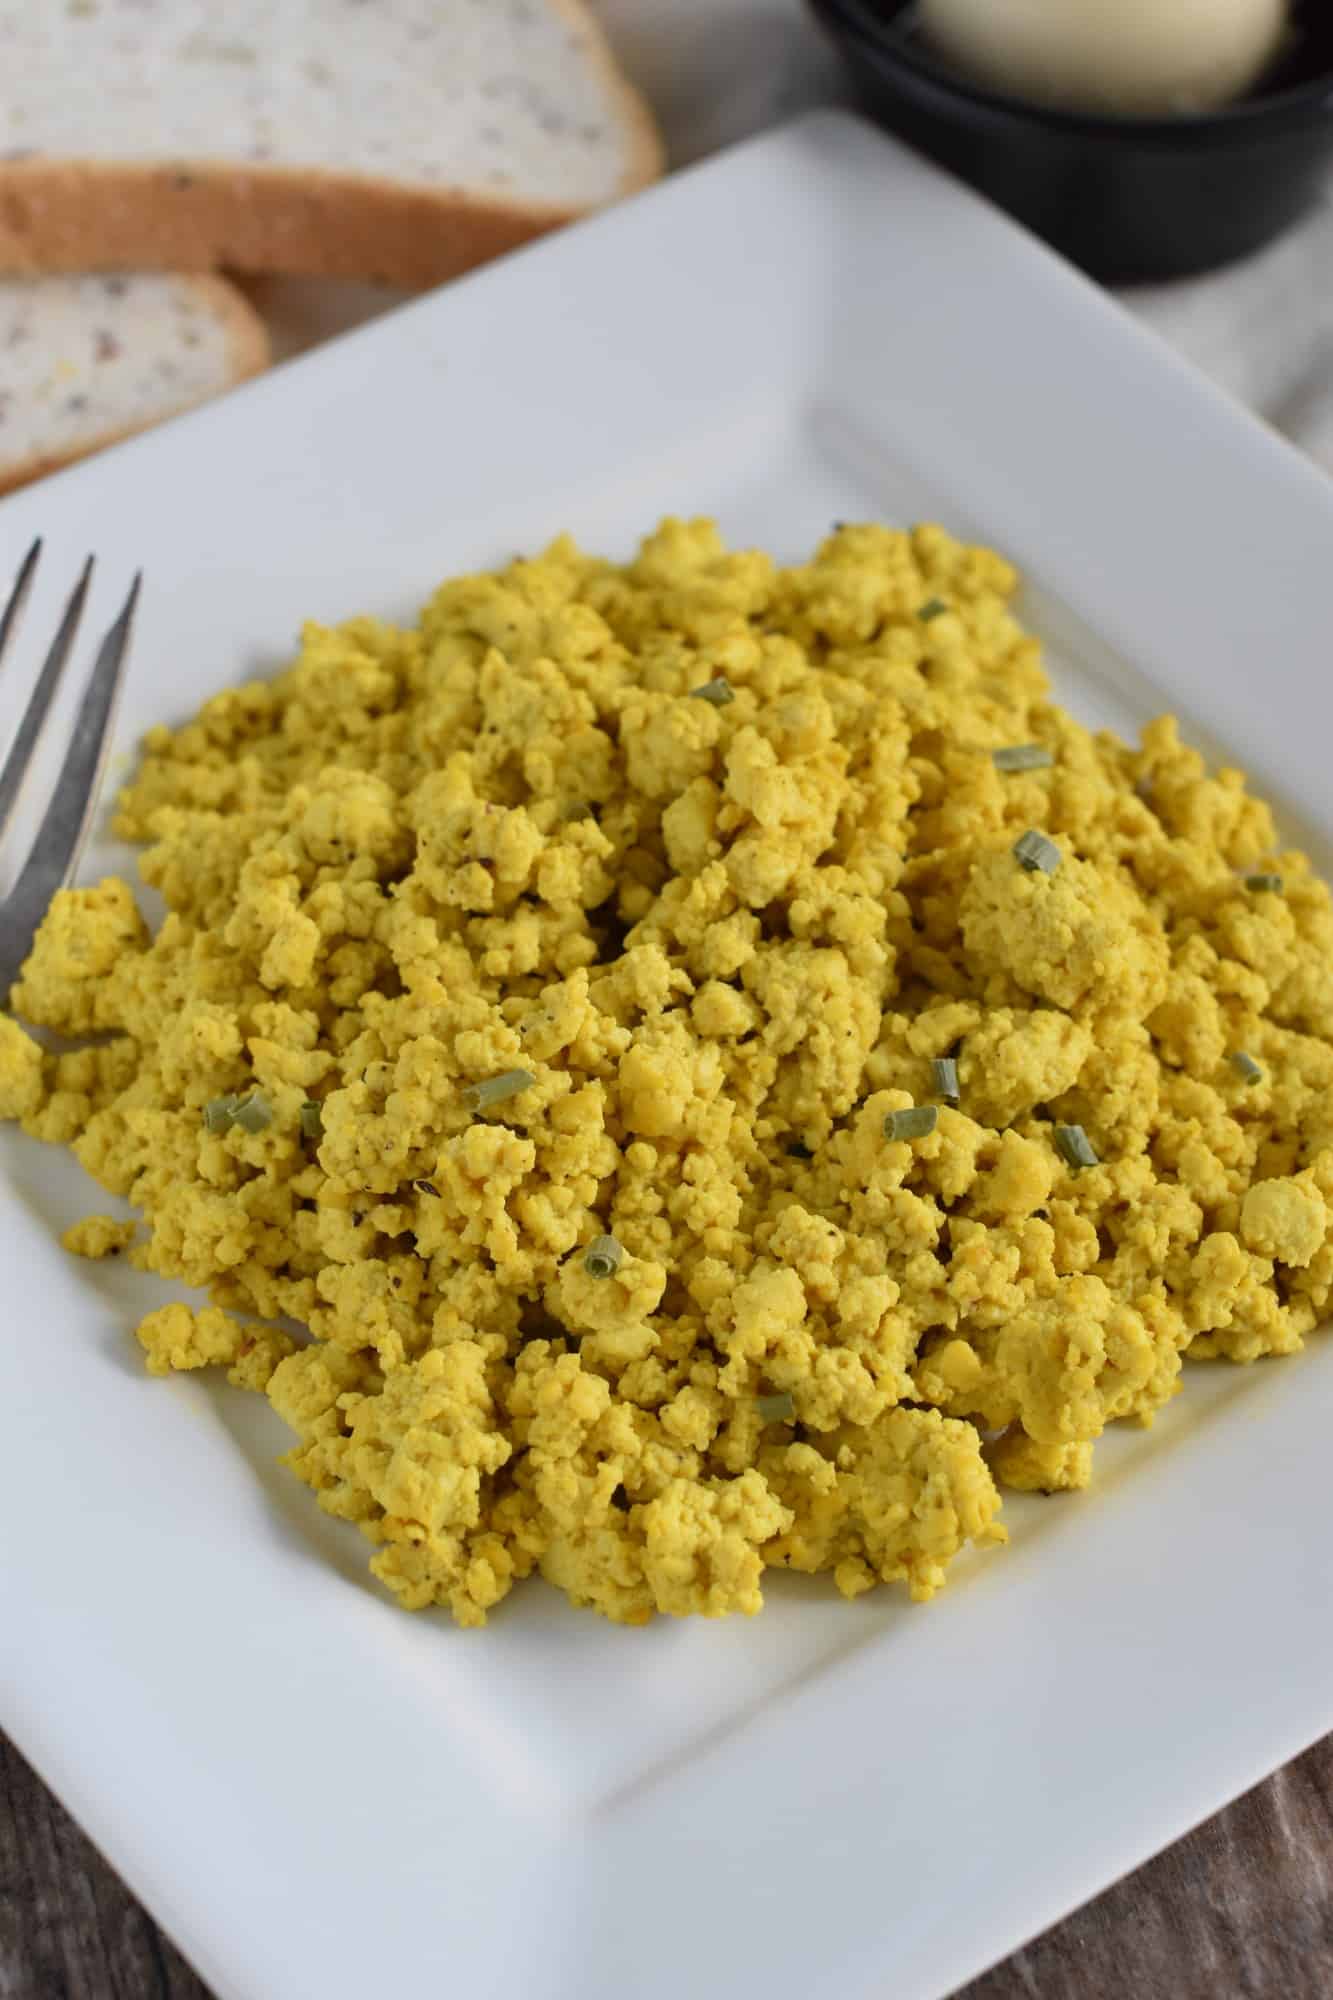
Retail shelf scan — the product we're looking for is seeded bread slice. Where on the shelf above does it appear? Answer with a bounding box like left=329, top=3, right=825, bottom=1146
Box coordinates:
left=0, top=0, right=663, bottom=286
left=0, top=273, right=269, bottom=495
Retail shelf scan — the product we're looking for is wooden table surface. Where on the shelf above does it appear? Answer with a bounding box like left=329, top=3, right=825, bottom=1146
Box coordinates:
left=3, top=1728, right=1330, bottom=1999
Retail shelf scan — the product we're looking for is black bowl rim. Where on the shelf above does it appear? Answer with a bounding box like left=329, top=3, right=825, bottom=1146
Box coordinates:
left=817, top=0, right=1333, bottom=140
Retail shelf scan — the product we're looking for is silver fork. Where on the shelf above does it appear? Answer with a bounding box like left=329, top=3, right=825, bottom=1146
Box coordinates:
left=0, top=540, right=140, bottom=997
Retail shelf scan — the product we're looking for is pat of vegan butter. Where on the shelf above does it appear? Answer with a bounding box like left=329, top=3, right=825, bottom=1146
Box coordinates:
left=919, top=0, right=1288, bottom=117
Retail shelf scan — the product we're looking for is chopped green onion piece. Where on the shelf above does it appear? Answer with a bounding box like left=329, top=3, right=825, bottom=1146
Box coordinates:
left=932, top=1057, right=960, bottom=1102
left=562, top=800, right=594, bottom=821
left=993, top=744, right=1053, bottom=774
left=583, top=1234, right=625, bottom=1279
left=1244, top=873, right=1284, bottom=894
left=203, top=1091, right=273, bottom=1136
left=884, top=1105, right=939, bottom=1142
left=786, top=1139, right=814, bottom=1160
left=464, top=1068, right=534, bottom=1113
left=918, top=598, right=948, bottom=622
left=1054, top=1123, right=1099, bottom=1171
left=1230, top=1051, right=1264, bottom=1086
left=690, top=676, right=734, bottom=707
left=756, top=1392, right=796, bottom=1425
left=231, top=1092, right=273, bottom=1135
left=1013, top=829, right=1061, bottom=874
left=299, top=1100, right=323, bottom=1140
left=412, top=1178, right=440, bottom=1197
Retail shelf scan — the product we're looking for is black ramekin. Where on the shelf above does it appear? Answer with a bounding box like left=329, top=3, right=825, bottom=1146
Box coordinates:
left=808, top=0, right=1333, bottom=281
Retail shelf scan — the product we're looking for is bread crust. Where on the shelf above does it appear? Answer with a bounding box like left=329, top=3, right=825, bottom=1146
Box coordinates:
left=0, top=2, right=663, bottom=284
left=0, top=273, right=270, bottom=496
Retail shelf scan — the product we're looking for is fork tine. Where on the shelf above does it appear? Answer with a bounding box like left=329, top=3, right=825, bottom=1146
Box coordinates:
left=0, top=573, right=140, bottom=997
left=0, top=539, right=43, bottom=674
left=0, top=554, right=94, bottom=845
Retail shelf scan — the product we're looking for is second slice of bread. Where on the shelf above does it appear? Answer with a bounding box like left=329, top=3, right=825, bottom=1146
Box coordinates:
left=0, top=0, right=662, bottom=286
left=0, top=273, right=269, bottom=495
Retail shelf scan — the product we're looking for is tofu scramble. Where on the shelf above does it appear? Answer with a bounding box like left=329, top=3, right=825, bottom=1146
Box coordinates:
left=3, top=518, right=1331, bottom=1628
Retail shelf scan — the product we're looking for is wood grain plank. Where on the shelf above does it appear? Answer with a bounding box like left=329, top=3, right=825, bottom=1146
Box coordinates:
left=2, top=1729, right=1331, bottom=1998
left=0, top=1735, right=208, bottom=2000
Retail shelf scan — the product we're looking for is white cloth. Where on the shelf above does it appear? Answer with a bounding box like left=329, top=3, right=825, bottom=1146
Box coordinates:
left=593, top=0, right=1333, bottom=472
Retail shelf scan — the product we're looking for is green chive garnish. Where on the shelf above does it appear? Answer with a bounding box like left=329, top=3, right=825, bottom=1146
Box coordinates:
left=756, top=1392, right=796, bottom=1425
left=413, top=1178, right=440, bottom=1197
left=299, top=1100, right=323, bottom=1140
left=203, top=1091, right=272, bottom=1135
left=1013, top=830, right=1061, bottom=874
left=690, top=676, right=734, bottom=707
left=1054, top=1124, right=1098, bottom=1171
left=932, top=1057, right=960, bottom=1102
left=231, top=1092, right=273, bottom=1135
left=993, top=744, right=1053, bottom=774
left=786, top=1140, right=813, bottom=1160
left=1230, top=1051, right=1263, bottom=1086
left=583, top=1234, right=625, bottom=1279
left=884, top=1106, right=939, bottom=1142
left=465, top=1068, right=534, bottom=1114
left=1244, top=873, right=1284, bottom=894
left=918, top=598, right=948, bottom=622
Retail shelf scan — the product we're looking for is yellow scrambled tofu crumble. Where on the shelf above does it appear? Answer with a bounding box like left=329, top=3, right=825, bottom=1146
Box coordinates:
left=4, top=519, right=1332, bottom=1626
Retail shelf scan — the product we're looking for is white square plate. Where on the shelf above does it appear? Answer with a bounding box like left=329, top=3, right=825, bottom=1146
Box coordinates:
left=3, top=112, right=1333, bottom=2000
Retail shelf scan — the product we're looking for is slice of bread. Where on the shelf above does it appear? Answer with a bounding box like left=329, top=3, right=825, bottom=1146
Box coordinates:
left=0, top=273, right=269, bottom=495
left=0, top=0, right=663, bottom=287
